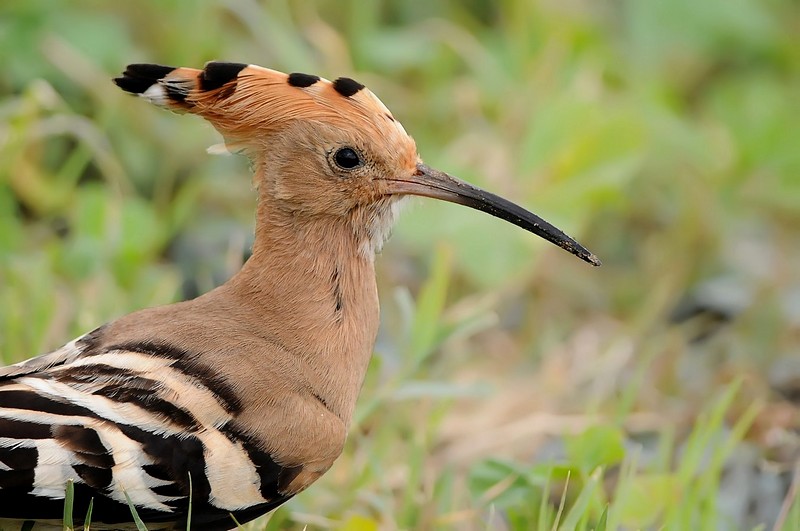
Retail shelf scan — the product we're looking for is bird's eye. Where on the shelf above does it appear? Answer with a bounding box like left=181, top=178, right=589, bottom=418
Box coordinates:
left=333, top=147, right=362, bottom=170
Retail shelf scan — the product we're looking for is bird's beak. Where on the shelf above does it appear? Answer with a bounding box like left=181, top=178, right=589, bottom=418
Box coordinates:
left=385, top=162, right=601, bottom=266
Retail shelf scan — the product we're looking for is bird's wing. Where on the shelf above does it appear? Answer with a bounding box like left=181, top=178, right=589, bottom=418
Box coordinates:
left=0, top=327, right=107, bottom=380
left=0, top=329, right=293, bottom=528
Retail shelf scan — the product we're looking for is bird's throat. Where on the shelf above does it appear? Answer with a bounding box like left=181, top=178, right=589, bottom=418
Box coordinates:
left=226, top=202, right=381, bottom=423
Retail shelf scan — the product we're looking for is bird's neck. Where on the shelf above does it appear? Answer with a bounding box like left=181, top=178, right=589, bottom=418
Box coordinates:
left=224, top=196, right=380, bottom=424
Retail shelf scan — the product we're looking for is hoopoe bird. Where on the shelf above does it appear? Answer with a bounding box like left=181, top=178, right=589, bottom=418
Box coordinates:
left=0, top=62, right=600, bottom=530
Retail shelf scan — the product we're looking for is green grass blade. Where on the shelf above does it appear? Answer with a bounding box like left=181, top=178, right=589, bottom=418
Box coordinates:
left=406, top=245, right=452, bottom=367
left=186, top=471, right=192, bottom=531
left=123, top=490, right=149, bottom=531
left=229, top=513, right=246, bottom=530
left=561, top=468, right=602, bottom=530
left=21, top=521, right=35, bottom=531
left=64, top=479, right=75, bottom=531
left=551, top=471, right=570, bottom=531
left=83, top=498, right=94, bottom=531
left=595, top=505, right=608, bottom=531
left=537, top=504, right=550, bottom=530
left=539, top=470, right=553, bottom=530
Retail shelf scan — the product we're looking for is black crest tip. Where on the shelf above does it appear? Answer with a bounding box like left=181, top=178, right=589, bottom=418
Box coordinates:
left=123, top=63, right=175, bottom=80
left=114, top=63, right=175, bottom=94
left=332, top=77, right=365, bottom=97
left=113, top=76, right=149, bottom=94
left=287, top=72, right=320, bottom=88
left=201, top=62, right=248, bottom=91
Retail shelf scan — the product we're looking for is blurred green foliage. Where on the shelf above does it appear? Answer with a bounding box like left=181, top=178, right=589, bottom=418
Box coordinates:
left=1, top=0, right=799, bottom=529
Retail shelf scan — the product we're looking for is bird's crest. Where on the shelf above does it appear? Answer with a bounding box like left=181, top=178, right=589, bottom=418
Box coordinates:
left=114, top=61, right=408, bottom=156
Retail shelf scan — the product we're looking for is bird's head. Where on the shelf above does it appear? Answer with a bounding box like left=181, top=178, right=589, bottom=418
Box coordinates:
left=115, top=62, right=600, bottom=265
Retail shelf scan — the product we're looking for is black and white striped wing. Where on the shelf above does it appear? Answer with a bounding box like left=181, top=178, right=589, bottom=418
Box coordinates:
left=0, top=328, right=291, bottom=529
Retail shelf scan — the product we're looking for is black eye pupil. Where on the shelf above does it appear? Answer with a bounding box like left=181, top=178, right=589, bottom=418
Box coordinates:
left=334, top=148, right=361, bottom=169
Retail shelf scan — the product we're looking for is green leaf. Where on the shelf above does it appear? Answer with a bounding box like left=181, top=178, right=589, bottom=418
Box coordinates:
left=186, top=471, right=192, bottom=531
left=560, top=468, right=602, bottom=530
left=615, top=473, right=679, bottom=528
left=229, top=513, right=245, bottom=530
left=339, top=514, right=380, bottom=531
left=63, top=479, right=75, bottom=531
left=595, top=505, right=609, bottom=531
left=551, top=470, right=571, bottom=531
left=123, top=490, right=148, bottom=531
left=83, top=498, right=94, bottom=531
left=565, top=426, right=626, bottom=471
left=406, top=244, right=452, bottom=366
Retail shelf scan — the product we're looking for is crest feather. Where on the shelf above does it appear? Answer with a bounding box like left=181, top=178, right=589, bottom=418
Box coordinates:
left=114, top=61, right=408, bottom=155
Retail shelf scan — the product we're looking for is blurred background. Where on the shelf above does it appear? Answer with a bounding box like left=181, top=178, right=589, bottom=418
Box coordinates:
left=1, top=1, right=799, bottom=529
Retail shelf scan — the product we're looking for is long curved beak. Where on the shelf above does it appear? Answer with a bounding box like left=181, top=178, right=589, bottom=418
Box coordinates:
left=386, top=163, right=601, bottom=266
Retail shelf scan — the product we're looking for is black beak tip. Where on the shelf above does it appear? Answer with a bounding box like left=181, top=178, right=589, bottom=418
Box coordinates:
left=566, top=243, right=601, bottom=267
left=586, top=253, right=602, bottom=267
left=571, top=247, right=601, bottom=267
